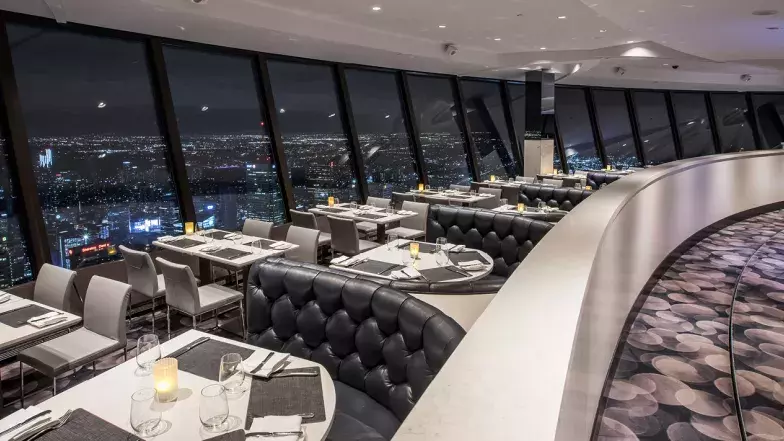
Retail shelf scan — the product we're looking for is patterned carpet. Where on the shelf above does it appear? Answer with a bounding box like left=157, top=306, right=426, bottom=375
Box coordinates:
left=0, top=307, right=243, bottom=418
left=595, top=209, right=784, bottom=441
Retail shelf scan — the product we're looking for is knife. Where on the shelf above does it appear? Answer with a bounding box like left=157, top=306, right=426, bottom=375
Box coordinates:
left=36, top=317, right=68, bottom=328
left=29, top=312, right=63, bottom=323
left=166, top=336, right=210, bottom=358
left=0, top=410, right=52, bottom=437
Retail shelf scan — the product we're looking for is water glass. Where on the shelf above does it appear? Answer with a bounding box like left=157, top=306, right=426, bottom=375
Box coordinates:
left=386, top=206, right=395, bottom=215
left=350, top=201, right=358, bottom=210
left=200, top=384, right=229, bottom=432
left=136, top=334, right=161, bottom=373
left=425, top=185, right=431, bottom=191
left=130, top=388, right=162, bottom=436
left=538, top=201, right=547, bottom=212
left=500, top=198, right=508, bottom=207
left=437, top=187, right=444, bottom=193
left=334, top=198, right=340, bottom=205
left=387, top=234, right=400, bottom=250
left=251, top=240, right=264, bottom=254
left=232, top=233, right=244, bottom=245
left=198, top=229, right=213, bottom=243
left=435, top=237, right=449, bottom=267
left=219, top=353, right=246, bottom=394
left=575, top=183, right=582, bottom=189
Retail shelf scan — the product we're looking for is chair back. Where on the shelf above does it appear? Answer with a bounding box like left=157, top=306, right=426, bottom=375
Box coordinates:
left=391, top=192, right=415, bottom=209
left=119, top=245, right=158, bottom=299
left=285, top=226, right=320, bottom=263
left=327, top=216, right=361, bottom=256
left=449, top=184, right=470, bottom=192
left=366, top=196, right=391, bottom=209
left=469, top=182, right=487, bottom=192
left=34, top=263, right=78, bottom=313
left=83, top=276, right=131, bottom=345
left=290, top=210, right=319, bottom=230
left=542, top=178, right=564, bottom=187
left=515, top=176, right=535, bottom=183
left=475, top=187, right=502, bottom=209
left=500, top=186, right=519, bottom=205
left=400, top=201, right=429, bottom=231
left=156, top=257, right=201, bottom=314
left=243, top=219, right=273, bottom=238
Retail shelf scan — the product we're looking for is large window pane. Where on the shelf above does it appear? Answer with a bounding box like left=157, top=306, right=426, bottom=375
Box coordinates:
left=672, top=92, right=715, bottom=158
left=751, top=94, right=784, bottom=149
left=711, top=93, right=756, bottom=153
left=407, top=75, right=470, bottom=188
left=0, top=125, right=33, bottom=287
left=593, top=90, right=640, bottom=168
left=164, top=45, right=285, bottom=230
left=555, top=87, right=601, bottom=171
left=345, top=69, right=418, bottom=198
left=633, top=91, right=678, bottom=165
left=9, top=24, right=181, bottom=269
left=267, top=60, right=358, bottom=209
left=461, top=80, right=516, bottom=179
left=508, top=82, right=526, bottom=171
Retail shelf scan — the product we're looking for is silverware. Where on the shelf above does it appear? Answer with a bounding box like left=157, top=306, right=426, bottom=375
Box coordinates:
left=246, top=431, right=303, bottom=438
left=17, top=409, right=74, bottom=441
left=166, top=336, right=210, bottom=358
left=36, top=317, right=68, bottom=328
left=250, top=352, right=275, bottom=374
left=8, top=418, right=51, bottom=441
left=29, top=312, right=62, bottom=323
left=0, top=410, right=52, bottom=437
left=267, top=370, right=319, bottom=379
left=298, top=413, right=315, bottom=419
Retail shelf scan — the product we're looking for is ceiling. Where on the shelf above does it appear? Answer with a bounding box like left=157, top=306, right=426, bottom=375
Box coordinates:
left=2, top=0, right=784, bottom=90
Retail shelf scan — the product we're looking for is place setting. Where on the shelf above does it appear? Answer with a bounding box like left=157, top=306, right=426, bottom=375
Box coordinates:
left=0, top=305, right=68, bottom=329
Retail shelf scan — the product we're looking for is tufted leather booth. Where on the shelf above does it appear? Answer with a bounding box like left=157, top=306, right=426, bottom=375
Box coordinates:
left=425, top=205, right=553, bottom=279
left=246, top=260, right=465, bottom=440
left=517, top=184, right=594, bottom=212
left=586, top=172, right=622, bottom=189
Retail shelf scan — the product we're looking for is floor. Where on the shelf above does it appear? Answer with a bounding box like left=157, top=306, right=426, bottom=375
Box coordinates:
left=594, top=209, right=784, bottom=441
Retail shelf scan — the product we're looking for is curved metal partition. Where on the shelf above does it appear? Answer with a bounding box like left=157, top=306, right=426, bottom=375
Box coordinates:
left=392, top=150, right=784, bottom=441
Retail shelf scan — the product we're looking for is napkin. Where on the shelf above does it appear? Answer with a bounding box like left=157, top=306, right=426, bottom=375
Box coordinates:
left=0, top=406, right=44, bottom=441
left=458, top=260, right=485, bottom=271
left=249, top=416, right=303, bottom=441
left=390, top=270, right=414, bottom=280
left=450, top=245, right=466, bottom=252
left=28, top=311, right=59, bottom=322
left=402, top=267, right=421, bottom=279
left=441, top=244, right=455, bottom=251
left=28, top=316, right=67, bottom=329
left=224, top=233, right=242, bottom=240
left=0, top=293, right=9, bottom=303
left=270, top=242, right=292, bottom=250
left=156, top=235, right=174, bottom=242
left=242, top=351, right=290, bottom=378
left=331, top=255, right=350, bottom=265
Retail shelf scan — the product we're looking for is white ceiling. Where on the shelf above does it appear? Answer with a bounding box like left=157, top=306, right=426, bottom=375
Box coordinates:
left=3, top=0, right=784, bottom=90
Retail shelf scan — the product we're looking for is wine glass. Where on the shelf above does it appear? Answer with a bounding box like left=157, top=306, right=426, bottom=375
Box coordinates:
left=136, top=334, right=161, bottom=374
left=219, top=353, right=246, bottom=394
left=538, top=201, right=547, bottom=212
left=435, top=237, right=449, bottom=267
left=200, top=385, right=229, bottom=432
left=350, top=201, right=358, bottom=211
left=387, top=233, right=400, bottom=250
left=232, top=233, right=244, bottom=246
left=425, top=185, right=431, bottom=191
left=500, top=198, right=508, bottom=208
left=130, top=388, right=162, bottom=436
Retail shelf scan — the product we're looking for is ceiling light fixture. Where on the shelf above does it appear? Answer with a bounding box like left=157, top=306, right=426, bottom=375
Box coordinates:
left=599, top=29, right=607, bottom=33
left=97, top=102, right=106, bottom=109
left=494, top=37, right=502, bottom=41
left=558, top=16, right=567, bottom=19
left=627, top=40, right=636, bottom=44
left=328, top=113, right=336, bottom=118
left=638, top=9, right=645, bottom=12
left=572, top=63, right=581, bottom=74
left=540, top=47, right=547, bottom=50
left=663, top=63, right=669, bottom=66
left=439, top=25, right=446, bottom=28
left=385, top=115, right=390, bottom=118
left=279, top=108, right=286, bottom=114
left=371, top=5, right=382, bottom=11
left=518, top=67, right=531, bottom=70
left=201, top=106, right=209, bottom=112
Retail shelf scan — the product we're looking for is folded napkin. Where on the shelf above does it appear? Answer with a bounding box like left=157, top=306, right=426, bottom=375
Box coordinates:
left=269, top=242, right=292, bottom=250
left=458, top=260, right=485, bottom=271
left=0, top=406, right=43, bottom=441
left=397, top=210, right=414, bottom=215
left=402, top=267, right=421, bottom=279
left=249, top=416, right=303, bottom=441
left=224, top=233, right=242, bottom=240
left=441, top=244, right=455, bottom=251
left=156, top=235, right=174, bottom=242
left=28, top=315, right=67, bottom=329
left=0, top=293, right=9, bottom=303
left=390, top=270, right=413, bottom=280
left=242, top=351, right=290, bottom=378
left=450, top=245, right=466, bottom=252
left=28, top=311, right=59, bottom=322
left=331, top=255, right=350, bottom=265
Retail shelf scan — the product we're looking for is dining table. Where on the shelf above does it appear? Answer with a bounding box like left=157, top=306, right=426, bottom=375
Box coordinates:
left=308, top=203, right=417, bottom=243
left=0, top=330, right=336, bottom=441
left=401, top=189, right=494, bottom=207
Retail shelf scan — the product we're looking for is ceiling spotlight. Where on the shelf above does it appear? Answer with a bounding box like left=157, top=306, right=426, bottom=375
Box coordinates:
left=558, top=16, right=567, bottom=19
left=279, top=108, right=286, bottom=114
left=572, top=63, right=581, bottom=74
left=599, top=29, right=607, bottom=33
left=201, top=106, right=209, bottom=112
left=97, top=102, right=106, bottom=109
left=540, top=47, right=547, bottom=50
left=328, top=113, right=336, bottom=118
left=371, top=5, right=381, bottom=11
left=638, top=9, right=645, bottom=12
left=741, top=74, right=752, bottom=82
left=494, top=37, right=502, bottom=41
left=518, top=67, right=531, bottom=70
left=438, top=25, right=446, bottom=28
left=385, top=115, right=390, bottom=118
left=663, top=63, right=669, bottom=66
left=752, top=9, right=778, bottom=15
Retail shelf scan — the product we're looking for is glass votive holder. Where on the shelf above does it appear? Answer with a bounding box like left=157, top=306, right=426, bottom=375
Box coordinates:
left=409, top=242, right=420, bottom=260
left=184, top=221, right=195, bottom=235
left=153, top=358, right=179, bottom=403
left=328, top=196, right=335, bottom=207
left=517, top=203, right=525, bottom=212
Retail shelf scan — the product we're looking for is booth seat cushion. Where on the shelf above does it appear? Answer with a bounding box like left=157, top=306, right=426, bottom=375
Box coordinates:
left=517, top=184, right=593, bottom=212
left=332, top=382, right=401, bottom=440
left=586, top=172, right=622, bottom=188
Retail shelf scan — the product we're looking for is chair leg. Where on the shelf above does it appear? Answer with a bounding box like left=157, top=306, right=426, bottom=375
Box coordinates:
left=192, top=314, right=198, bottom=330
left=19, top=361, right=24, bottom=408
left=239, top=300, right=247, bottom=341
left=213, top=309, right=218, bottom=329
left=123, top=347, right=128, bottom=362
left=150, top=296, right=156, bottom=332
left=92, top=361, right=97, bottom=378
left=52, top=376, right=57, bottom=396
left=167, top=306, right=171, bottom=341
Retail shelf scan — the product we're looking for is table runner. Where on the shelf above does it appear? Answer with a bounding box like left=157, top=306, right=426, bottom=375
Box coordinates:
left=350, top=260, right=403, bottom=275
left=206, top=248, right=252, bottom=261
left=166, top=238, right=204, bottom=249
left=448, top=251, right=491, bottom=265
left=245, top=367, right=326, bottom=429
left=0, top=304, right=54, bottom=328
left=175, top=339, right=255, bottom=381
left=37, top=408, right=142, bottom=441
left=354, top=213, right=387, bottom=221
left=418, top=266, right=468, bottom=283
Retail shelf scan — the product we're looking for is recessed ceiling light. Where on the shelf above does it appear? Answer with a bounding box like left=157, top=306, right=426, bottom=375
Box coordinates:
left=663, top=63, right=669, bottom=66
left=438, top=25, right=446, bottom=28
left=627, top=40, right=636, bottom=44
left=753, top=9, right=778, bottom=15
left=558, top=16, right=567, bottom=19
left=328, top=113, right=336, bottom=118
left=540, top=47, right=547, bottom=50
left=638, top=9, right=645, bottom=13
left=599, top=29, right=607, bottom=33
left=97, top=102, right=106, bottom=109
left=201, top=106, right=209, bottom=112
left=681, top=4, right=694, bottom=7
left=371, top=5, right=381, bottom=11
left=494, top=37, right=502, bottom=41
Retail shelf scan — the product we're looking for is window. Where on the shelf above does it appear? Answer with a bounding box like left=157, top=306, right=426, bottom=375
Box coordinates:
left=633, top=91, right=678, bottom=165
left=267, top=60, right=359, bottom=208
left=593, top=90, right=640, bottom=168
left=407, top=75, right=471, bottom=188
left=555, top=87, right=602, bottom=171
left=0, top=125, right=33, bottom=287
left=345, top=69, right=418, bottom=197
left=508, top=82, right=526, bottom=171
left=711, top=93, right=756, bottom=153
left=164, top=45, right=286, bottom=230
left=461, top=80, right=516, bottom=179
left=672, top=92, right=715, bottom=158
left=9, top=23, right=181, bottom=269
left=751, top=94, right=784, bottom=149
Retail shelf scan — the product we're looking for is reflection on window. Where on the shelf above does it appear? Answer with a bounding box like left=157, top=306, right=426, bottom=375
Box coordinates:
left=633, top=91, right=678, bottom=165
left=345, top=69, right=418, bottom=197
left=508, top=82, right=527, bottom=171
left=267, top=60, right=358, bottom=208
left=711, top=93, right=755, bottom=153
left=672, top=92, right=715, bottom=158
left=9, top=24, right=181, bottom=269
left=593, top=90, right=640, bottom=169
left=461, top=80, right=516, bottom=178
left=555, top=87, right=601, bottom=171
left=751, top=94, right=784, bottom=149
left=0, top=126, right=33, bottom=287
left=164, top=46, right=285, bottom=230
left=407, top=75, right=470, bottom=188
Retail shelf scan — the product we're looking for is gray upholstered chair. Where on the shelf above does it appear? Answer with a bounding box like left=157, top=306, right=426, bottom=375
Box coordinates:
left=475, top=187, right=502, bottom=209
left=357, top=197, right=391, bottom=239
left=285, top=226, right=320, bottom=263
left=542, top=178, right=564, bottom=188
left=119, top=245, right=164, bottom=330
left=366, top=196, right=391, bottom=208
left=327, top=216, right=380, bottom=257
left=385, top=201, right=428, bottom=240
left=19, top=276, right=131, bottom=405
left=34, top=264, right=78, bottom=315
left=156, top=257, right=245, bottom=339
left=500, top=186, right=519, bottom=205
left=242, top=219, right=273, bottom=238
left=449, top=184, right=470, bottom=192
left=391, top=192, right=415, bottom=209
left=515, top=176, right=535, bottom=183
left=291, top=210, right=331, bottom=247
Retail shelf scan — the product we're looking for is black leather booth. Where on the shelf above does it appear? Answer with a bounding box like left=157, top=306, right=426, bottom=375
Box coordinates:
left=586, top=172, right=622, bottom=188
left=517, top=184, right=593, bottom=212
left=246, top=259, right=465, bottom=441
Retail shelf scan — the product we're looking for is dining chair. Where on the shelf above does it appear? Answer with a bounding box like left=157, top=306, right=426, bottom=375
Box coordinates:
left=500, top=186, right=519, bottom=205
left=475, top=187, right=502, bottom=209
left=242, top=219, right=273, bottom=238
left=327, top=216, right=380, bottom=257
left=19, top=276, right=132, bottom=405
left=366, top=196, right=391, bottom=208
left=542, top=178, right=564, bottom=187
left=156, top=257, right=245, bottom=340
left=119, top=245, right=165, bottom=331
left=392, top=192, right=415, bottom=209
left=515, top=176, right=535, bottom=183
left=357, top=197, right=391, bottom=239
left=385, top=201, right=428, bottom=240
left=290, top=210, right=331, bottom=247
left=285, top=226, right=320, bottom=263
left=449, top=184, right=470, bottom=192
left=33, top=263, right=79, bottom=315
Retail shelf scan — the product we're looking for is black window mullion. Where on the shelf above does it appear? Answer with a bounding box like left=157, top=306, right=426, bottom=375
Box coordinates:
left=625, top=90, right=646, bottom=166
left=451, top=77, right=480, bottom=181
left=334, top=64, right=368, bottom=203
left=553, top=116, right=569, bottom=173
left=585, top=88, right=608, bottom=167
left=704, top=93, right=723, bottom=155
left=501, top=81, right=524, bottom=175
left=745, top=92, right=763, bottom=149
left=397, top=72, right=427, bottom=186
left=664, top=91, right=684, bottom=159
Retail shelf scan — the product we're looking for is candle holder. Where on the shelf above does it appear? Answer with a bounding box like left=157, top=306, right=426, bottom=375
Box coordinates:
left=418, top=183, right=424, bottom=192
left=153, top=358, right=179, bottom=403
left=184, top=222, right=195, bottom=236
left=585, top=185, right=592, bottom=190
left=409, top=242, right=420, bottom=260
left=489, top=175, right=496, bottom=182
left=328, top=196, right=335, bottom=207
left=517, top=203, right=525, bottom=213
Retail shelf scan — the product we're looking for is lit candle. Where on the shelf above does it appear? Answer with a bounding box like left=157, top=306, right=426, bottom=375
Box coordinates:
left=490, top=175, right=496, bottom=182
left=153, top=358, right=178, bottom=402
left=418, top=183, right=424, bottom=192
left=409, top=242, right=420, bottom=260
left=606, top=165, right=612, bottom=171
left=328, top=196, right=335, bottom=207
left=585, top=185, right=592, bottom=190
left=184, top=222, right=195, bottom=235
left=517, top=203, right=525, bottom=212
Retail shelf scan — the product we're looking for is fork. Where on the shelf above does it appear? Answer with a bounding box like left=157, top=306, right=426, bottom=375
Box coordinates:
left=13, top=409, right=74, bottom=441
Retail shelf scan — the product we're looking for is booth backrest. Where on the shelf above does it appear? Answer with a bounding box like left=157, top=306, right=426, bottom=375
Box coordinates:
left=586, top=172, right=623, bottom=188
left=518, top=184, right=594, bottom=211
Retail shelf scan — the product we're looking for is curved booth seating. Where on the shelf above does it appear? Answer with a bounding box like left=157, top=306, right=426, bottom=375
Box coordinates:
left=246, top=259, right=465, bottom=441
left=517, top=184, right=593, bottom=211
left=585, top=172, right=622, bottom=188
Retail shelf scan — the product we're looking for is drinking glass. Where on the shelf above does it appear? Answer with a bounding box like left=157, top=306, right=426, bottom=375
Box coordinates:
left=425, top=185, right=431, bottom=191
left=130, top=388, right=162, bottom=436
left=538, top=201, right=547, bottom=212
left=350, top=201, right=358, bottom=210
left=334, top=198, right=340, bottom=205
left=387, top=234, right=400, bottom=250
left=136, top=334, right=161, bottom=374
left=435, top=237, right=449, bottom=267
left=251, top=240, right=264, bottom=254
left=386, top=206, right=395, bottom=215
left=232, top=232, right=244, bottom=245
left=437, top=187, right=444, bottom=194
left=575, top=183, right=582, bottom=189
left=200, top=384, right=229, bottom=432
left=500, top=198, right=508, bottom=207
left=219, top=353, right=246, bottom=394
left=198, top=229, right=213, bottom=243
